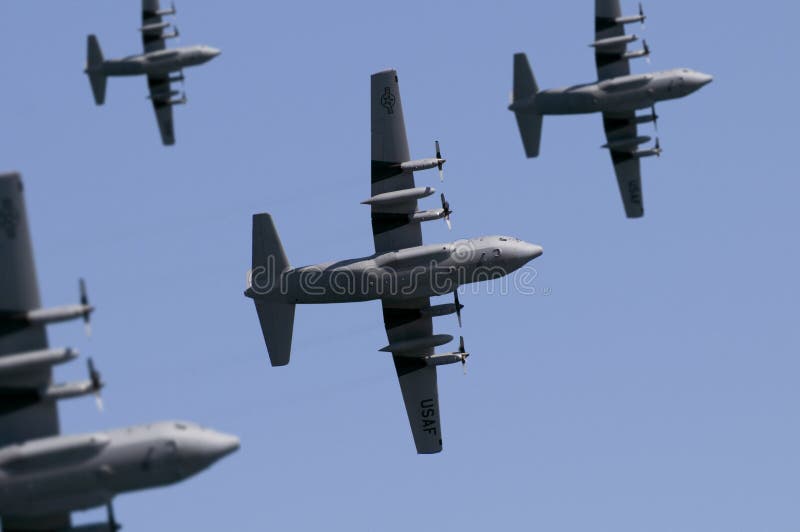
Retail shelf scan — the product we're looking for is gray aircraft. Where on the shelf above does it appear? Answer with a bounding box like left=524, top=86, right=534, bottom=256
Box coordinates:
left=0, top=172, right=238, bottom=531
left=84, top=0, right=221, bottom=145
left=508, top=0, right=713, bottom=217
left=245, top=70, right=543, bottom=454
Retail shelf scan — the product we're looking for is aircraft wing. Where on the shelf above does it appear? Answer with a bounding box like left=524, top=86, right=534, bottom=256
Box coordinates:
left=603, top=112, right=644, bottom=218
left=595, top=0, right=632, bottom=81
left=147, top=75, right=177, bottom=145
left=0, top=173, right=60, bottom=448
left=381, top=297, right=442, bottom=454
left=2, top=513, right=72, bottom=532
left=370, top=69, right=423, bottom=253
left=142, top=0, right=171, bottom=53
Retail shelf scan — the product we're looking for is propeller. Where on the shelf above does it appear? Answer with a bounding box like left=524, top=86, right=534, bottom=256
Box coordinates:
left=79, top=278, right=92, bottom=337
left=435, top=140, right=445, bottom=181
left=458, top=336, right=469, bottom=375
left=639, top=2, right=646, bottom=29
left=643, top=39, right=651, bottom=64
left=453, top=290, right=464, bottom=328
left=653, top=138, right=662, bottom=157
left=440, top=193, right=452, bottom=230
left=88, top=357, right=104, bottom=412
left=107, top=502, right=121, bottom=531
left=651, top=104, right=659, bottom=131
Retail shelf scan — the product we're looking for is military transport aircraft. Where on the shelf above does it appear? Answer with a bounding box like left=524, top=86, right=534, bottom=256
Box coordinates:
left=84, top=0, right=221, bottom=145
left=508, top=0, right=713, bottom=217
left=245, top=70, right=543, bottom=454
left=0, top=172, right=239, bottom=531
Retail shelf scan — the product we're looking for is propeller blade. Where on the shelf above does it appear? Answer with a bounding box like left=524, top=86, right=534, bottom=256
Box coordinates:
left=454, top=291, right=463, bottom=328
left=435, top=140, right=444, bottom=181
left=88, top=357, right=104, bottom=411
left=639, top=2, right=646, bottom=28
left=440, top=193, right=452, bottom=230
left=458, top=336, right=468, bottom=375
left=107, top=502, right=121, bottom=531
left=651, top=104, right=659, bottom=131
left=79, top=278, right=92, bottom=337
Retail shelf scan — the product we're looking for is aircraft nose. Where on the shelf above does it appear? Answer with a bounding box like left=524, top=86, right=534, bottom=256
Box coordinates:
left=209, top=47, right=222, bottom=57
left=520, top=243, right=543, bottom=262
left=208, top=432, right=240, bottom=460
left=696, top=72, right=713, bottom=87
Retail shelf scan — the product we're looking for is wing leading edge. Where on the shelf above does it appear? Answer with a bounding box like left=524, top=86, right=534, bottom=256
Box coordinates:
left=602, top=112, right=644, bottom=218
left=0, top=173, right=60, bottom=448
left=382, top=298, right=442, bottom=454
left=370, top=70, right=423, bottom=253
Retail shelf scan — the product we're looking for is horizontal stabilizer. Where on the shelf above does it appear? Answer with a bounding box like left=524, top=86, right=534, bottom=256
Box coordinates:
left=513, top=113, right=543, bottom=158
left=254, top=301, right=295, bottom=367
left=513, top=53, right=538, bottom=101
left=86, top=35, right=107, bottom=105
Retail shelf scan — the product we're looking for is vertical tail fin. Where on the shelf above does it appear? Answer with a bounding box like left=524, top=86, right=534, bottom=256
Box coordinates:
left=511, top=53, right=544, bottom=158
left=86, top=35, right=107, bottom=105
left=250, top=214, right=295, bottom=367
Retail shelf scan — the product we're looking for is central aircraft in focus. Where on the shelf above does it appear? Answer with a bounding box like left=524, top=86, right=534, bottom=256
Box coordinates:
left=246, top=70, right=543, bottom=454
left=84, top=0, right=221, bottom=145
left=0, top=172, right=238, bottom=531
left=509, top=0, right=712, bottom=217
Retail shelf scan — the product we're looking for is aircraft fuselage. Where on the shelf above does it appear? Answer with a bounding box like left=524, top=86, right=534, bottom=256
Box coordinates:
left=512, top=68, right=712, bottom=115
left=246, top=235, right=543, bottom=304
left=0, top=421, right=238, bottom=517
left=92, top=45, right=220, bottom=77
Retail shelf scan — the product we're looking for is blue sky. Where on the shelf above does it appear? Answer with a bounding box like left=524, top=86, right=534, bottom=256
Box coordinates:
left=2, top=0, right=798, bottom=530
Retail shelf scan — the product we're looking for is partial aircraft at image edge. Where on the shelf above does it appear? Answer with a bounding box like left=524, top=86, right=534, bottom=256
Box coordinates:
left=508, top=0, right=712, bottom=218
left=0, top=173, right=239, bottom=532
left=245, top=70, right=543, bottom=454
left=84, top=0, right=221, bottom=145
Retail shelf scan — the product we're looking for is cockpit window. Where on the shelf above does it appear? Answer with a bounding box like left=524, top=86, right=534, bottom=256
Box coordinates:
left=175, top=423, right=187, bottom=430
left=499, top=237, right=508, bottom=242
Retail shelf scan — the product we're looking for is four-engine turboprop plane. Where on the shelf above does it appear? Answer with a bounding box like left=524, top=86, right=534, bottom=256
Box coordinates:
left=245, top=70, right=543, bottom=454
left=84, top=0, right=221, bottom=145
left=508, top=0, right=713, bottom=217
left=0, top=172, right=239, bottom=531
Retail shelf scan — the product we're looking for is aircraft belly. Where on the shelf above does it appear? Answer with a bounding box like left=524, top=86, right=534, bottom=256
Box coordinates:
left=0, top=470, right=108, bottom=515
left=103, top=61, right=146, bottom=76
left=285, top=268, right=458, bottom=303
left=537, top=92, right=598, bottom=115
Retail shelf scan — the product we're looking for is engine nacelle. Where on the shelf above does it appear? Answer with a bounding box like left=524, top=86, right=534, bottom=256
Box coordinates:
left=590, top=34, right=638, bottom=48
left=632, top=145, right=662, bottom=159
left=422, top=303, right=458, bottom=318
left=410, top=208, right=446, bottom=224
left=380, top=334, right=454, bottom=354
left=139, top=21, right=170, bottom=33
left=0, top=348, right=78, bottom=375
left=602, top=135, right=651, bottom=150
left=423, top=351, right=469, bottom=367
left=362, top=186, right=435, bottom=206
left=25, top=304, right=93, bottom=326
left=400, top=157, right=445, bottom=173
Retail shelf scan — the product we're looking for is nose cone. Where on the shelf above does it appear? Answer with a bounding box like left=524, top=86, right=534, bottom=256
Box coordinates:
left=208, top=47, right=222, bottom=58
left=181, top=430, right=240, bottom=472
left=520, top=242, right=543, bottom=263
left=698, top=72, right=713, bottom=86
left=207, top=431, right=240, bottom=461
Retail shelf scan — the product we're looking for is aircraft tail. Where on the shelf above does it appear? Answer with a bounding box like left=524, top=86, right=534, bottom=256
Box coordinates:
left=250, top=214, right=295, bottom=367
left=510, top=53, right=543, bottom=158
left=86, top=35, right=107, bottom=105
